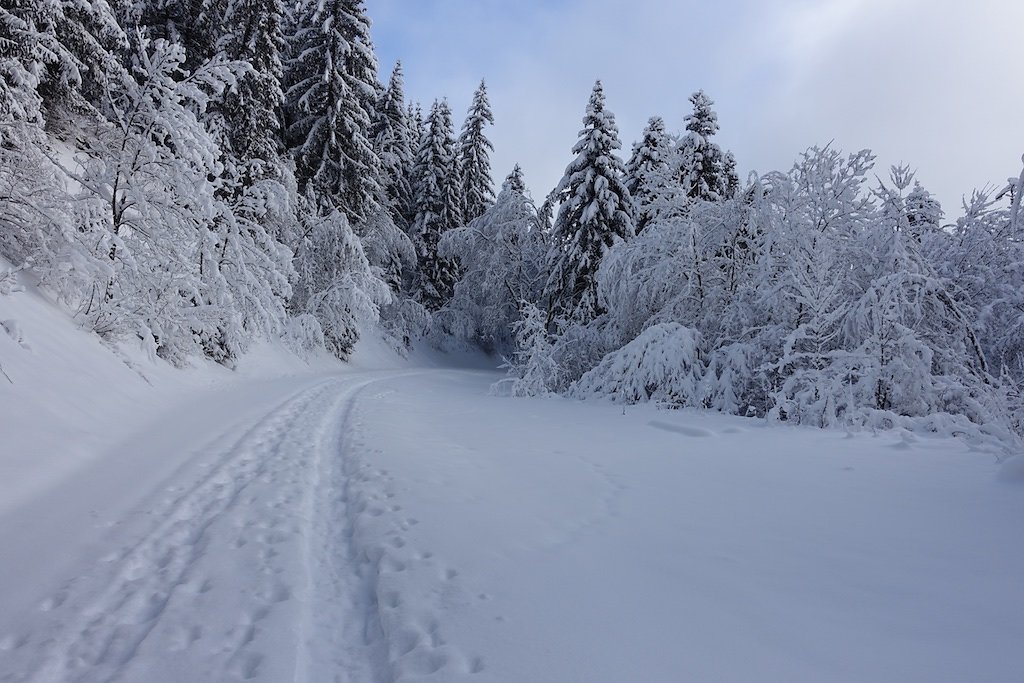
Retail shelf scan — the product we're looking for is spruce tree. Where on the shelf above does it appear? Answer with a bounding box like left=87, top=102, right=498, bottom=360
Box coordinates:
left=544, top=80, right=634, bottom=323
left=372, top=61, right=414, bottom=229
left=678, top=90, right=737, bottom=203
left=216, top=0, right=286, bottom=166
left=505, top=163, right=527, bottom=195
left=457, top=79, right=495, bottom=221
left=1, top=0, right=128, bottom=125
left=904, top=181, right=943, bottom=240
left=283, top=0, right=381, bottom=219
left=624, top=116, right=676, bottom=232
left=411, top=99, right=461, bottom=310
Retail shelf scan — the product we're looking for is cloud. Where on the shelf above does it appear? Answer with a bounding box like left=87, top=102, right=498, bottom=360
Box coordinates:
left=370, top=0, right=1024, bottom=213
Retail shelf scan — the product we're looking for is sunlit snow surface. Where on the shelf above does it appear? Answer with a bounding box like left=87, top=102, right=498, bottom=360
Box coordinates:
left=1, top=275, right=1021, bottom=682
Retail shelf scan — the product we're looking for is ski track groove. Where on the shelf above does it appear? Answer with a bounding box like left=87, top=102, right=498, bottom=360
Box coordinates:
left=16, top=377, right=341, bottom=683
left=300, top=374, right=485, bottom=682
left=5, top=369, right=483, bottom=683
left=1, top=370, right=484, bottom=683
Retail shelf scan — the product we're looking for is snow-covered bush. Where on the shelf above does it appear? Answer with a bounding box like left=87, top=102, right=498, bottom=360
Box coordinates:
left=494, top=303, right=559, bottom=397
left=571, top=323, right=703, bottom=405
left=437, top=172, right=547, bottom=354
left=291, top=209, right=390, bottom=359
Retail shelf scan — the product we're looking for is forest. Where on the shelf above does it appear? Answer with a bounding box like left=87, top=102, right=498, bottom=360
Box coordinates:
left=2, top=0, right=1022, bottom=446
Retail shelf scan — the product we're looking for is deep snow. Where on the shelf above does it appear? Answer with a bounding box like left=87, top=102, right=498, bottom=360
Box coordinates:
left=1, top=269, right=1022, bottom=682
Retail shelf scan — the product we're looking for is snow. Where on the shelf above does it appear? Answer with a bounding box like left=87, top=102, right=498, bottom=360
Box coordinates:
left=351, top=374, right=1024, bottom=682
left=1, top=268, right=1022, bottom=682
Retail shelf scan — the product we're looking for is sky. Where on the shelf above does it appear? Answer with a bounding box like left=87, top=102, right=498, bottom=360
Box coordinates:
left=368, top=0, right=1024, bottom=219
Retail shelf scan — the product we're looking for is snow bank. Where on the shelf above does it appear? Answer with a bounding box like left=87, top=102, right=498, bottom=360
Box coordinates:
left=998, top=455, right=1024, bottom=483
left=0, top=260, right=415, bottom=514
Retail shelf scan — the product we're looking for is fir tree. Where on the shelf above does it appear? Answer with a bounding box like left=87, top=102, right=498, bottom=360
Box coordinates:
left=678, top=90, right=737, bottom=203
left=1, top=0, right=128, bottom=125
left=216, top=0, right=286, bottom=166
left=411, top=99, right=461, bottom=310
left=457, top=79, right=495, bottom=221
left=504, top=163, right=527, bottom=195
left=904, top=181, right=943, bottom=240
left=624, top=116, right=676, bottom=232
left=283, top=0, right=381, bottom=219
left=544, top=80, right=634, bottom=323
left=371, top=61, right=414, bottom=230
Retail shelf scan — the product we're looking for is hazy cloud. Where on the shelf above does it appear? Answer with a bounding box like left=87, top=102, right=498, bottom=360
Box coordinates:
left=370, top=0, right=1024, bottom=215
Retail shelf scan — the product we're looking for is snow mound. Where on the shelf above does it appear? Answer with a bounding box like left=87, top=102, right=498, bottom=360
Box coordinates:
left=571, top=323, right=703, bottom=405
left=998, top=455, right=1024, bottom=483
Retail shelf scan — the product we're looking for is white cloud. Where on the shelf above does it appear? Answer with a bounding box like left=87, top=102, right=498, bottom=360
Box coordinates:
left=370, top=0, right=1024, bottom=214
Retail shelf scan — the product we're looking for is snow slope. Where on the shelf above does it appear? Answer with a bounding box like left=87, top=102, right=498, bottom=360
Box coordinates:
left=1, top=271, right=1022, bottom=682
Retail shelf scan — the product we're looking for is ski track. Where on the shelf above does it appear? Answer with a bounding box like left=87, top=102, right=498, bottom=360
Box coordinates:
left=1, top=371, right=481, bottom=683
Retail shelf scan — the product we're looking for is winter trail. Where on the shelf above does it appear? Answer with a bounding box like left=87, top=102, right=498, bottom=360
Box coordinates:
left=0, top=369, right=479, bottom=683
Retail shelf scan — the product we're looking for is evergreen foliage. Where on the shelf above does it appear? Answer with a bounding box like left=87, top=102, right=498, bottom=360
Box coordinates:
left=411, top=99, right=461, bottom=310
left=457, top=79, right=495, bottom=222
left=372, top=61, right=415, bottom=230
left=283, top=0, right=380, bottom=219
left=543, top=81, right=634, bottom=324
left=678, top=90, right=737, bottom=203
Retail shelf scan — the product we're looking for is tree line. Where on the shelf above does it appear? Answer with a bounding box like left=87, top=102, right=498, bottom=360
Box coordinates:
left=1, top=1, right=1021, bottom=444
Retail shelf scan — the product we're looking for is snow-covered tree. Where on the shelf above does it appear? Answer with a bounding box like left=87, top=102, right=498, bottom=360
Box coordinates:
left=544, top=80, right=634, bottom=324
left=0, top=0, right=128, bottom=126
left=290, top=205, right=389, bottom=358
left=437, top=167, right=547, bottom=352
left=355, top=203, right=416, bottom=293
left=624, top=116, right=679, bottom=232
left=457, top=79, right=495, bottom=222
left=495, top=302, right=558, bottom=397
left=677, top=90, right=737, bottom=204
left=214, top=0, right=286, bottom=167
left=904, top=181, right=944, bottom=240
left=283, top=0, right=381, bottom=219
left=411, top=98, right=461, bottom=310
left=371, top=61, right=414, bottom=230
left=62, top=35, right=239, bottom=364
left=571, top=322, right=704, bottom=406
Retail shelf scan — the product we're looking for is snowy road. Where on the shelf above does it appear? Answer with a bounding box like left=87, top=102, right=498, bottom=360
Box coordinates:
left=0, top=370, right=459, bottom=683
left=1, top=367, right=1022, bottom=682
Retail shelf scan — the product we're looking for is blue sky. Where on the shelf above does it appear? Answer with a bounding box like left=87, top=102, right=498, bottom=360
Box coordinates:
left=369, top=0, right=1024, bottom=217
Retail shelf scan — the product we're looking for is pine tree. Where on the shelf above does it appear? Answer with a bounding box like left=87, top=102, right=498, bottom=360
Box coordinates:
left=544, top=80, right=634, bottom=323
left=624, top=116, right=677, bottom=232
left=215, top=0, right=285, bottom=166
left=678, top=90, right=737, bottom=203
left=371, top=61, right=414, bottom=229
left=283, top=0, right=381, bottom=219
left=904, top=181, right=943, bottom=240
left=505, top=163, right=527, bottom=195
left=411, top=99, right=461, bottom=310
left=457, top=79, right=495, bottom=222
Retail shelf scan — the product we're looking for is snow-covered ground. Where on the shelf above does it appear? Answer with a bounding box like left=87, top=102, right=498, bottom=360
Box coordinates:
left=1, top=275, right=1022, bottom=682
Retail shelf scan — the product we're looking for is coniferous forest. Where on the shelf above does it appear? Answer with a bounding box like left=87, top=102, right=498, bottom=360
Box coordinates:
left=2, top=0, right=1023, bottom=446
